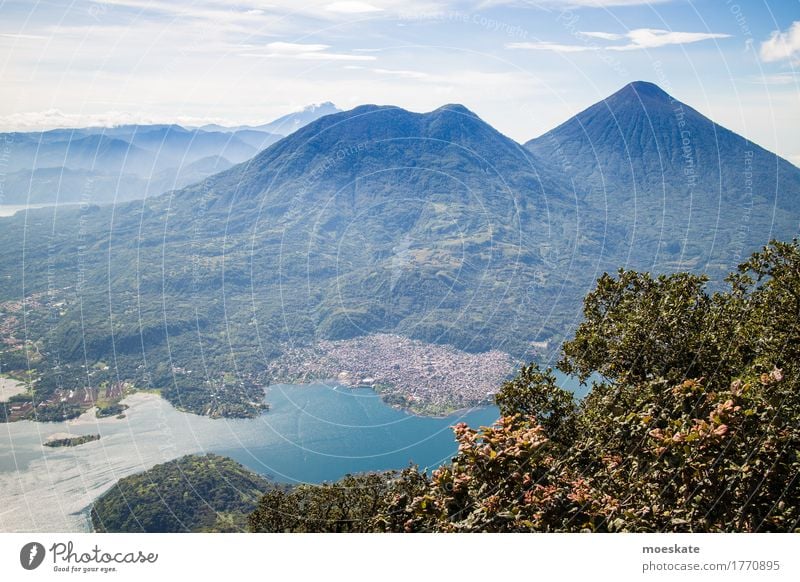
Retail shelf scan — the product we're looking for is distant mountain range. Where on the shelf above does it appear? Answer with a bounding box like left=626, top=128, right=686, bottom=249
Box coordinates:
left=0, top=82, right=797, bottom=418
left=0, top=103, right=341, bottom=205
left=198, top=102, right=342, bottom=135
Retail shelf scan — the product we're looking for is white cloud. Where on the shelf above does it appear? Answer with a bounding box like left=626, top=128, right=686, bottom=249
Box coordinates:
left=745, top=73, right=799, bottom=86
left=73, top=0, right=439, bottom=27
left=264, top=41, right=331, bottom=53
left=372, top=68, right=432, bottom=79
left=243, top=41, right=376, bottom=61
left=507, top=29, right=728, bottom=54
left=760, top=21, right=800, bottom=63
left=325, top=1, right=384, bottom=13
left=506, top=41, right=594, bottom=53
left=565, top=0, right=670, bottom=5
left=480, top=0, right=669, bottom=6
left=0, top=32, right=47, bottom=40
left=607, top=28, right=731, bottom=51
left=579, top=31, right=623, bottom=41
left=0, top=109, right=229, bottom=131
left=295, top=52, right=377, bottom=61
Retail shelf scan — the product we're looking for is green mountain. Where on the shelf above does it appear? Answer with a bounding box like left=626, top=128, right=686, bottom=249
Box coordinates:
left=90, top=454, right=272, bottom=532
left=0, top=83, right=797, bottom=420
left=526, top=81, right=800, bottom=276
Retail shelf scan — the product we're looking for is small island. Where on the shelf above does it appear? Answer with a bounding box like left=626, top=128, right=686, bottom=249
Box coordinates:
left=43, top=434, right=101, bottom=448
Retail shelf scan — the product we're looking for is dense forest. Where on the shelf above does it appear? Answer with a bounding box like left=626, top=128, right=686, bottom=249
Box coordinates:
left=249, top=241, right=800, bottom=533
left=91, top=454, right=273, bottom=532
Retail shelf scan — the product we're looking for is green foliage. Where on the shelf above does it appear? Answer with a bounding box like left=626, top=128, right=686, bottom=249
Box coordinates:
left=560, top=239, right=800, bottom=392
left=32, top=401, right=84, bottom=422
left=395, top=364, right=798, bottom=532
left=558, top=270, right=716, bottom=384
left=91, top=454, right=271, bottom=532
left=95, top=403, right=128, bottom=418
left=402, top=418, right=584, bottom=532
left=405, top=240, right=800, bottom=531
left=494, top=363, right=577, bottom=443
left=724, top=239, right=800, bottom=376
left=248, top=468, right=427, bottom=533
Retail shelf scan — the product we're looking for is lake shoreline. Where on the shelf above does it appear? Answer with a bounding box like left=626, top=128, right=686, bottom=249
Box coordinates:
left=1, top=363, right=592, bottom=425
left=0, top=384, right=500, bottom=532
left=0, top=376, right=492, bottom=424
left=269, top=377, right=493, bottom=419
left=0, top=376, right=27, bottom=402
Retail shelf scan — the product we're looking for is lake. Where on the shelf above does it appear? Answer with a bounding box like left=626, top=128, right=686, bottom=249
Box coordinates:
left=0, top=373, right=590, bottom=532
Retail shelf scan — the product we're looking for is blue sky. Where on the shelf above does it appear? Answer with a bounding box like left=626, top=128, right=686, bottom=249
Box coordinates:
left=0, top=0, right=798, bottom=162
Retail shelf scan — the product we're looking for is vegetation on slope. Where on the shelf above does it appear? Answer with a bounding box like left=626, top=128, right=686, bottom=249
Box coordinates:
left=249, top=470, right=427, bottom=533
left=91, top=454, right=272, bottom=532
left=248, top=240, right=800, bottom=532
left=0, top=103, right=570, bottom=420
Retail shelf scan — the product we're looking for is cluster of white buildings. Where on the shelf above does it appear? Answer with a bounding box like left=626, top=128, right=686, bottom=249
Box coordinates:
left=269, top=333, right=514, bottom=412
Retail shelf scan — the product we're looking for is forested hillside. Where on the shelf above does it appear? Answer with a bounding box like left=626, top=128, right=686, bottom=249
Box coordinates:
left=91, top=454, right=272, bottom=533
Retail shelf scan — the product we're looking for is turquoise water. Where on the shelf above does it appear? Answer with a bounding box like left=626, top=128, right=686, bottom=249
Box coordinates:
left=218, top=371, right=590, bottom=482
left=215, top=383, right=500, bottom=483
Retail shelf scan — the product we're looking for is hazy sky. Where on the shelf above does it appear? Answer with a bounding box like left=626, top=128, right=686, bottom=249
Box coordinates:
left=1, top=0, right=798, bottom=163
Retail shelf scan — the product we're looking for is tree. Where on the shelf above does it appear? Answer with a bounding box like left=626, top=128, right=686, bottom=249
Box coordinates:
left=494, top=363, right=577, bottom=443
left=559, top=239, right=800, bottom=392
left=248, top=467, right=427, bottom=533
left=558, top=270, right=718, bottom=385
left=723, top=239, right=800, bottom=377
